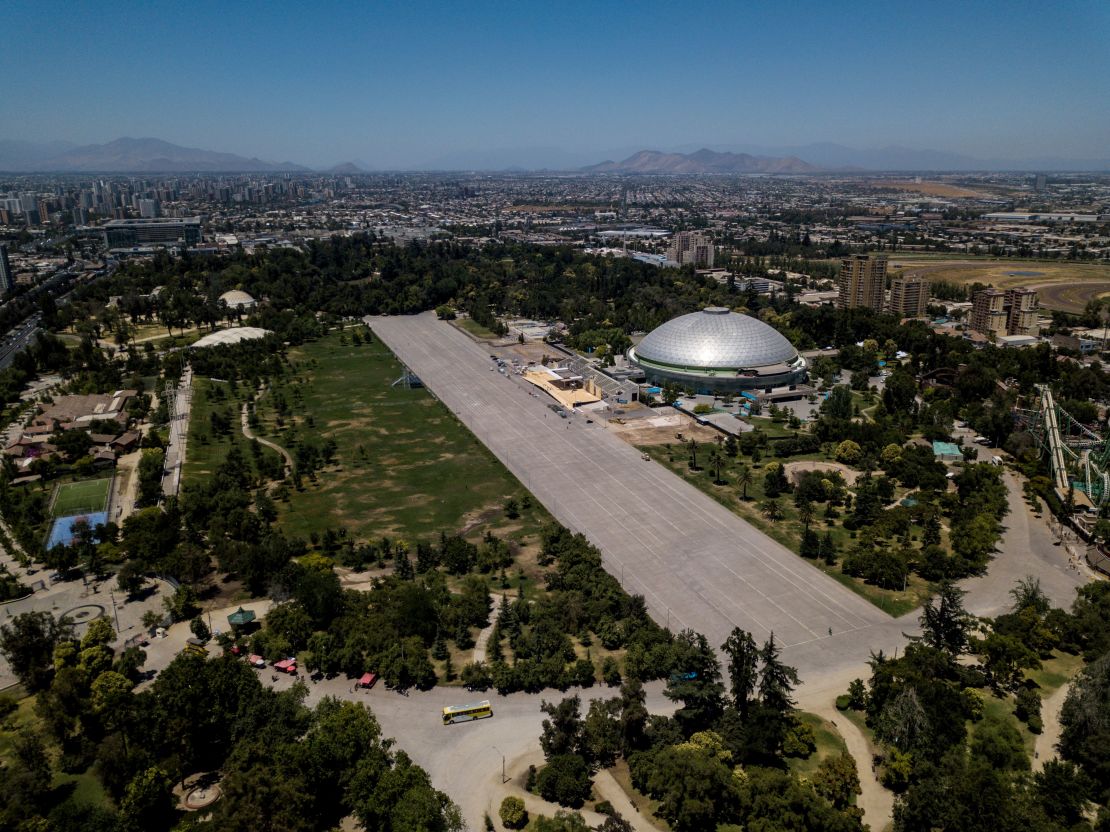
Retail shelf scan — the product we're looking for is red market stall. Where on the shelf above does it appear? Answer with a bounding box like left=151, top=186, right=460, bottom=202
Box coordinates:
left=274, top=658, right=297, bottom=675
left=358, top=672, right=377, bottom=689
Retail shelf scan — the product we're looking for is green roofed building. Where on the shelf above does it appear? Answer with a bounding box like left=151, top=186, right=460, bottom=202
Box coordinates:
left=932, top=441, right=962, bottom=462
left=227, top=607, right=257, bottom=628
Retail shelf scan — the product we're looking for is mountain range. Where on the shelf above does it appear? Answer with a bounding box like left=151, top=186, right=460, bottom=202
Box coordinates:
left=0, top=137, right=309, bottom=173
left=1, top=136, right=1106, bottom=173
left=584, top=148, right=818, bottom=174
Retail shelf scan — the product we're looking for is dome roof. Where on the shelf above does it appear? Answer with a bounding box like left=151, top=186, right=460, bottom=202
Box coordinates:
left=219, top=289, right=255, bottom=306
left=634, top=307, right=798, bottom=369
left=191, top=326, right=272, bottom=349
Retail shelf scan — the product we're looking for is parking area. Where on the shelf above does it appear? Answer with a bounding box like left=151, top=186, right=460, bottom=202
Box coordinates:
left=369, top=313, right=903, bottom=681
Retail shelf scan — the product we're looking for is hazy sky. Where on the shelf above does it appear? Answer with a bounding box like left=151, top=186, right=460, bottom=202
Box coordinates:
left=3, top=0, right=1108, bottom=167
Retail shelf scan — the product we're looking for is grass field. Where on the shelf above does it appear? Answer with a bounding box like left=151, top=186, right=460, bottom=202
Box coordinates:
left=454, top=317, right=500, bottom=340
left=182, top=377, right=282, bottom=488
left=888, top=255, right=1110, bottom=314
left=51, top=477, right=112, bottom=517
left=789, top=711, right=851, bottom=780
left=868, top=180, right=989, bottom=198
left=261, top=330, right=541, bottom=543
left=0, top=693, right=109, bottom=809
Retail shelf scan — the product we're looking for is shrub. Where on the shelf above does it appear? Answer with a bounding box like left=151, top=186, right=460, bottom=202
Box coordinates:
left=536, top=754, right=592, bottom=808
left=499, top=796, right=528, bottom=829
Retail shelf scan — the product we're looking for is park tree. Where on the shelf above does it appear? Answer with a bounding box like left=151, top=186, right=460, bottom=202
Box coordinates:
left=708, top=446, right=724, bottom=484
left=499, top=796, right=528, bottom=829
left=536, top=754, right=593, bottom=808
left=822, top=385, right=854, bottom=421
left=736, top=464, right=753, bottom=500
left=581, top=697, right=622, bottom=767
left=121, top=766, right=174, bottom=831
left=758, top=632, right=798, bottom=715
left=665, top=630, right=726, bottom=734
left=1059, top=651, right=1110, bottom=797
left=540, top=696, right=583, bottom=760
left=1034, top=760, right=1093, bottom=827
left=618, top=678, right=649, bottom=755
left=919, top=581, right=971, bottom=657
left=635, top=732, right=740, bottom=832
left=0, top=611, right=71, bottom=691
left=835, top=440, right=862, bottom=465
left=813, top=752, right=862, bottom=809
left=760, top=498, right=783, bottom=523
left=721, top=627, right=759, bottom=717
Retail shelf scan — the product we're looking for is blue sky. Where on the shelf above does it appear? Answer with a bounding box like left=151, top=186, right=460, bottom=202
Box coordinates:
left=2, top=0, right=1107, bottom=167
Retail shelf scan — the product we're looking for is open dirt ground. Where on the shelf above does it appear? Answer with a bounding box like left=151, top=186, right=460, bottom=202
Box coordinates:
left=891, top=257, right=1110, bottom=313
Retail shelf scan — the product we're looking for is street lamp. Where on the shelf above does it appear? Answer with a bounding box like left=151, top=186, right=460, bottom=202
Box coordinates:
left=492, top=745, right=507, bottom=784
left=109, top=590, right=120, bottom=631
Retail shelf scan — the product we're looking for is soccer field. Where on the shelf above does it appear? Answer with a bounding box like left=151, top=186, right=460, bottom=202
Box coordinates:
left=51, top=478, right=112, bottom=517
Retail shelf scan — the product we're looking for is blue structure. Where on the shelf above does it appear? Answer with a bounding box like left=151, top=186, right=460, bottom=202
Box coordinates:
left=46, top=512, right=108, bottom=550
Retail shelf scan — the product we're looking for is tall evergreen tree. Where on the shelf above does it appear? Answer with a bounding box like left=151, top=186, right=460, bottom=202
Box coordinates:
left=721, top=627, right=759, bottom=717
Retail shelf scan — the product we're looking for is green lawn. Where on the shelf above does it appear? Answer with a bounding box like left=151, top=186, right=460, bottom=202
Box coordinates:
left=789, top=711, right=851, bottom=780
left=1025, top=650, right=1084, bottom=694
left=261, top=330, right=540, bottom=542
left=639, top=444, right=928, bottom=617
left=51, top=477, right=112, bottom=517
left=454, top=317, right=503, bottom=340
left=183, top=377, right=281, bottom=487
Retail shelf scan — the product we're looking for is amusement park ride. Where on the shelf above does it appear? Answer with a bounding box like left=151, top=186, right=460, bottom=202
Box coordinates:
left=1016, top=385, right=1110, bottom=510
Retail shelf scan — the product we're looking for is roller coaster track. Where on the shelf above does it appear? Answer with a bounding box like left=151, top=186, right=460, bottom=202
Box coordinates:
left=1017, top=385, right=1108, bottom=508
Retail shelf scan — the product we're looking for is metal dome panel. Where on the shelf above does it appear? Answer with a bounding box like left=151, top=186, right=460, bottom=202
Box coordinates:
left=634, top=307, right=798, bottom=369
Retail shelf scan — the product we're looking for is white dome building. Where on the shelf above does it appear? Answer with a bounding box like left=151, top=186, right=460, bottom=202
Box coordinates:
left=628, top=307, right=806, bottom=393
left=218, top=289, right=257, bottom=310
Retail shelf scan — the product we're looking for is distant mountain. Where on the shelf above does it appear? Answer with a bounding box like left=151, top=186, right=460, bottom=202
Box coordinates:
left=414, top=146, right=617, bottom=171
left=3, top=137, right=309, bottom=173
left=672, top=142, right=1110, bottom=172
left=327, top=161, right=367, bottom=174
left=585, top=148, right=819, bottom=174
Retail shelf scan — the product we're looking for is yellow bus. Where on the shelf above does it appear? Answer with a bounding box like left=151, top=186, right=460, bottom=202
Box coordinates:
left=442, top=700, right=493, bottom=725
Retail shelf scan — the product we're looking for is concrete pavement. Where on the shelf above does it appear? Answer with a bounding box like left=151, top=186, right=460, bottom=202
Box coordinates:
left=368, top=312, right=906, bottom=684
left=162, top=366, right=193, bottom=498
left=960, top=470, right=1088, bottom=618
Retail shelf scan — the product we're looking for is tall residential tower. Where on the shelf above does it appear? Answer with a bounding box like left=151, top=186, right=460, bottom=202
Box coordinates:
left=837, top=254, right=887, bottom=311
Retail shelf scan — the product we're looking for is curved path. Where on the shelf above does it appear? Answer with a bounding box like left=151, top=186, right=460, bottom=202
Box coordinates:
left=798, top=670, right=892, bottom=831
left=241, top=386, right=293, bottom=479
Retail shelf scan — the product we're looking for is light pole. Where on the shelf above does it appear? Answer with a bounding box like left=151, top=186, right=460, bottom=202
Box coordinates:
left=109, top=590, right=120, bottom=631
left=492, top=745, right=507, bottom=784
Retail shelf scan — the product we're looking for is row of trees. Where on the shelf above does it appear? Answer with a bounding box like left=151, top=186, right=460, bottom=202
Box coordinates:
left=847, top=579, right=1110, bottom=831
left=0, top=615, right=462, bottom=832
left=530, top=626, right=864, bottom=832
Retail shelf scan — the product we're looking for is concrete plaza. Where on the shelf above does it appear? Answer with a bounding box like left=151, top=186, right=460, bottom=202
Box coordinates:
left=369, top=313, right=904, bottom=681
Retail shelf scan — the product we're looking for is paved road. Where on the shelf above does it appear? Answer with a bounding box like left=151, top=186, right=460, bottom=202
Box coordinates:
left=162, top=366, right=193, bottom=497
left=961, top=470, right=1089, bottom=618
left=369, top=313, right=905, bottom=682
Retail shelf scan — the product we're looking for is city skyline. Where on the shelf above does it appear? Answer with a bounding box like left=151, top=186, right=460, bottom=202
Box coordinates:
left=2, top=0, right=1108, bottom=170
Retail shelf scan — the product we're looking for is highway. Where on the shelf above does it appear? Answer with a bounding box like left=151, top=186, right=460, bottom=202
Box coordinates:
left=369, top=312, right=907, bottom=681
left=0, top=314, right=41, bottom=369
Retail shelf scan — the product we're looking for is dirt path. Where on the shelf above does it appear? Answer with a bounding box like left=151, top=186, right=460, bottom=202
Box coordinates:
left=798, top=670, right=893, bottom=831
left=1034, top=680, right=1072, bottom=771
left=241, top=386, right=293, bottom=479
left=592, top=769, right=663, bottom=832
left=472, top=593, right=505, bottom=664
left=111, top=449, right=142, bottom=523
